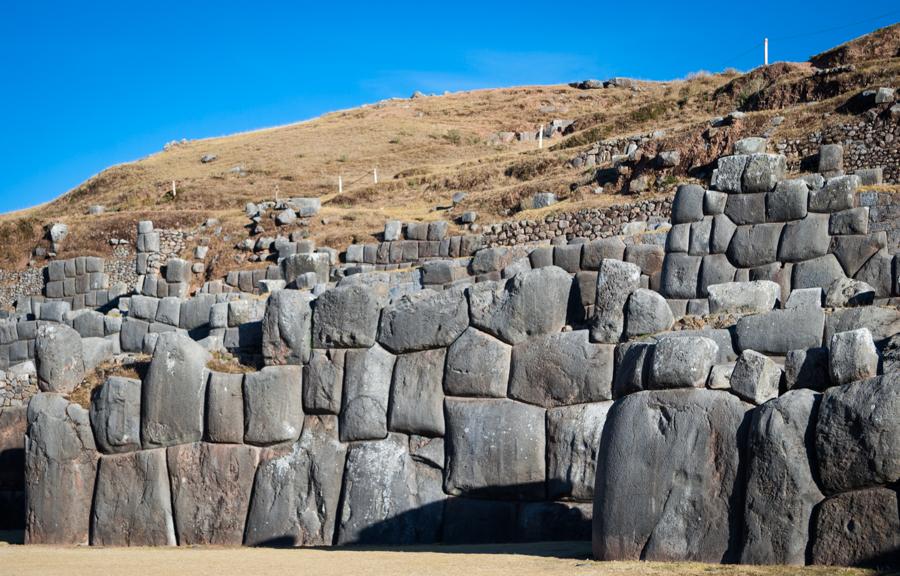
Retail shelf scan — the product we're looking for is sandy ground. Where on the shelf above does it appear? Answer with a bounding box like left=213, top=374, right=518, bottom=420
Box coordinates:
left=0, top=540, right=878, bottom=576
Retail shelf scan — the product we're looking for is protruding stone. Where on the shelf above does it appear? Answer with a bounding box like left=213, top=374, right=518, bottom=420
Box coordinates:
left=35, top=323, right=84, bottom=394
left=810, top=488, right=900, bottom=567
left=547, top=402, right=612, bottom=500
left=312, top=284, right=386, bottom=348
left=378, top=289, right=468, bottom=353
left=340, top=344, right=396, bottom=442
left=730, top=350, right=782, bottom=405
left=828, top=328, right=877, bottom=386
left=444, top=327, right=511, bottom=398
left=389, top=348, right=445, bottom=436
left=735, top=307, right=825, bottom=354
left=649, top=336, right=719, bottom=389
left=89, top=376, right=141, bottom=454
left=262, top=289, right=312, bottom=365
left=243, top=366, right=303, bottom=446
left=624, top=288, right=673, bottom=337
left=707, top=280, right=780, bottom=314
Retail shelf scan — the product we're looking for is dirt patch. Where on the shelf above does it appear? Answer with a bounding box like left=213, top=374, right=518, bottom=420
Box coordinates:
left=810, top=23, right=900, bottom=68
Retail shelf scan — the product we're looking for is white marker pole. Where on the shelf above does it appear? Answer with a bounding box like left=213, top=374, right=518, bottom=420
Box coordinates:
left=764, top=38, right=768, bottom=66
left=538, top=125, right=544, bottom=149
left=338, top=174, right=343, bottom=194
left=172, top=180, right=176, bottom=198
left=373, top=167, right=378, bottom=184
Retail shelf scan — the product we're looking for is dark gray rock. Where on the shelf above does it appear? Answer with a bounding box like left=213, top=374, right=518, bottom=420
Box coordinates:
left=378, top=289, right=468, bottom=353
left=166, top=442, right=259, bottom=545
left=687, top=218, right=712, bottom=256
left=829, top=207, right=868, bottom=235
left=854, top=248, right=894, bottom=298
left=698, top=254, right=737, bottom=296
left=612, top=341, right=653, bottom=398
left=735, top=307, right=825, bottom=354
left=444, top=398, right=545, bottom=500
left=624, top=288, right=673, bottom=337
left=666, top=223, right=689, bottom=253
left=141, top=332, right=210, bottom=448
left=592, top=259, right=642, bottom=341
left=313, top=283, right=387, bottom=348
left=444, top=327, right=511, bottom=398
left=649, top=336, right=718, bottom=389
left=120, top=318, right=150, bottom=353
left=35, top=323, right=84, bottom=394
left=340, top=344, right=396, bottom=442
left=778, top=214, right=831, bottom=262
left=740, top=389, right=823, bottom=565
left=659, top=253, right=701, bottom=299
left=554, top=244, right=583, bottom=273
left=302, top=349, right=344, bottom=414
left=815, top=373, right=900, bottom=494
left=592, top=389, right=749, bottom=562
left=825, top=306, right=900, bottom=343
left=818, top=144, right=843, bottom=174
left=730, top=350, right=782, bottom=405
left=262, top=289, right=312, bottom=365
left=766, top=178, right=808, bottom=221
left=825, top=277, right=875, bottom=308
left=742, top=154, right=785, bottom=193
left=808, top=175, right=858, bottom=213
left=707, top=280, right=779, bottom=314
left=205, top=371, right=244, bottom=444
left=468, top=266, right=571, bottom=345
left=710, top=214, right=737, bottom=254
left=784, top=348, right=829, bottom=391
left=547, top=402, right=613, bottom=501
left=625, top=244, right=664, bottom=277
left=727, top=224, right=783, bottom=268
left=244, top=415, right=347, bottom=546
left=91, top=449, right=175, bottom=546
left=831, top=232, right=886, bottom=277
left=509, top=330, right=613, bottom=407
left=178, top=294, right=216, bottom=331
left=581, top=237, right=626, bottom=270
left=654, top=328, right=738, bottom=363
left=725, top=193, right=766, bottom=225
left=714, top=154, right=749, bottom=193
left=671, top=184, right=705, bottom=224
left=89, top=376, right=141, bottom=454
left=792, top=254, right=845, bottom=290
left=443, top=498, right=518, bottom=544
left=243, top=366, right=303, bottom=445
left=704, top=189, right=728, bottom=215
left=389, top=348, right=445, bottom=436
left=810, top=488, right=900, bottom=567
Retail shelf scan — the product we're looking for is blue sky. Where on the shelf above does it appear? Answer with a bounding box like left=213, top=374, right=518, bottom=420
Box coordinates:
left=0, top=2, right=897, bottom=213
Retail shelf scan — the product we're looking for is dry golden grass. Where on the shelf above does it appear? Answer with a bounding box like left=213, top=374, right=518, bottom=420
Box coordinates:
left=68, top=355, right=149, bottom=409
left=0, top=541, right=883, bottom=576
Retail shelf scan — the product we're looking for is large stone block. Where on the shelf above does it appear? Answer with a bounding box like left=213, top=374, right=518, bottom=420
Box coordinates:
left=710, top=214, right=737, bottom=254
left=468, top=266, right=571, bottom=345
left=829, top=328, right=877, bottom=385
left=740, top=389, right=824, bottom=565
left=35, top=323, right=84, bottom=394
left=378, top=288, right=468, bottom=353
left=91, top=449, right=175, bottom=546
left=612, top=341, right=653, bottom=398
left=389, top=348, right=445, bottom=436
left=592, top=259, right=642, bottom=342
left=166, top=442, right=259, bottom=545
left=509, top=330, right=613, bottom=407
left=24, top=393, right=97, bottom=544
left=659, top=253, right=700, bottom=299
left=735, top=307, right=825, bottom=354
left=243, top=365, right=303, bottom=445
left=340, top=344, right=395, bottom=442
left=262, top=289, right=312, bottom=365
left=730, top=350, right=781, bottom=405
left=832, top=232, right=886, bottom=277
left=810, top=488, right=900, bottom=567
left=581, top=237, right=625, bottom=269
left=726, top=223, right=782, bottom=268
left=707, top=280, right=779, bottom=315
left=141, top=332, right=210, bottom=449
left=245, top=415, right=347, bottom=547
left=742, top=154, right=785, bottom=193
left=725, top=193, right=766, bottom=225
left=778, top=213, right=831, bottom=262
left=592, top=389, right=750, bottom=562
left=792, top=254, right=846, bottom=291
left=648, top=336, right=718, bottom=389
left=671, top=184, right=705, bottom=224
left=302, top=349, right=344, bottom=414
left=825, top=306, right=900, bottom=343
left=624, top=288, right=673, bottom=337
left=714, top=154, right=749, bottom=193
left=205, top=371, right=244, bottom=444
left=624, top=244, right=664, bottom=276
left=808, top=175, right=858, bottom=213
left=829, top=207, right=868, bottom=235
left=89, top=376, right=141, bottom=454
left=547, top=402, right=612, bottom=501
left=312, top=283, right=387, bottom=348
left=444, top=327, right=511, bottom=398
left=766, top=178, right=808, bottom=221
left=854, top=248, right=894, bottom=298
left=282, top=252, right=330, bottom=285
left=815, top=373, right=900, bottom=494
left=698, top=254, right=737, bottom=297
left=444, top=398, right=545, bottom=500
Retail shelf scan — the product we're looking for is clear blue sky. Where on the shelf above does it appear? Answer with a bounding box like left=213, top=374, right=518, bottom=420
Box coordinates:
left=1, top=2, right=897, bottom=213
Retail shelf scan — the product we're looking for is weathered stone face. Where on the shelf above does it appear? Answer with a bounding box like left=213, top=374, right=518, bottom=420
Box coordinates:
left=312, top=283, right=387, bottom=348
left=302, top=349, right=345, bottom=414
left=245, top=416, right=346, bottom=547
left=592, top=259, right=642, bottom=342
left=389, top=348, right=445, bottom=436
left=243, top=365, right=303, bottom=446
left=730, top=350, right=782, bottom=405
left=443, top=327, right=511, bottom=398
left=593, top=389, right=750, bottom=563
left=377, top=289, right=469, bottom=353
left=508, top=330, right=614, bottom=407
left=444, top=398, right=545, bottom=500
left=547, top=402, right=612, bottom=501
left=35, top=323, right=85, bottom=394
left=25, top=393, right=98, bottom=545
left=91, top=449, right=175, bottom=546
left=141, top=332, right=210, bottom=449
left=340, top=344, right=396, bottom=442
left=262, top=289, right=312, bottom=365
left=740, top=390, right=824, bottom=566
left=205, top=371, right=244, bottom=444
left=810, top=488, right=900, bottom=567
left=89, top=376, right=141, bottom=454
left=166, top=442, right=259, bottom=545
left=648, top=336, right=718, bottom=389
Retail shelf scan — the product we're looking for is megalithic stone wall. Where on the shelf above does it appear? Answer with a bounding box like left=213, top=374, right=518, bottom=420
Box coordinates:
left=16, top=148, right=900, bottom=568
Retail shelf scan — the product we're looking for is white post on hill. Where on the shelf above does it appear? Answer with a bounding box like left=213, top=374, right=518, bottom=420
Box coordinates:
left=764, top=38, right=769, bottom=66
left=339, top=174, right=343, bottom=194
left=171, top=180, right=176, bottom=198
left=373, top=167, right=378, bottom=184
left=538, top=125, right=544, bottom=149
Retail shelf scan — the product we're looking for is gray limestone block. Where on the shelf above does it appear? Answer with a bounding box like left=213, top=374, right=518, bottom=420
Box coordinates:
left=141, top=332, right=210, bottom=449
left=792, top=254, right=846, bottom=291
left=528, top=245, right=553, bottom=269
left=553, top=244, right=583, bottom=273
left=119, top=318, right=149, bottom=353
left=704, top=189, right=728, bottom=215
left=166, top=442, right=259, bottom=545
left=155, top=296, right=181, bottom=326
left=73, top=310, right=105, bottom=338
left=725, top=193, right=767, bottom=225
left=313, top=283, right=387, bottom=348
left=244, top=415, right=347, bottom=547
left=706, top=363, right=734, bottom=390
left=784, top=347, right=830, bottom=391
left=164, top=258, right=191, bottom=283
left=624, top=288, right=674, bottom=337
left=714, top=154, right=749, bottom=193
left=659, top=253, right=701, bottom=299
left=91, top=449, right=175, bottom=546
left=740, top=389, right=824, bottom=565
left=612, top=341, right=654, bottom=398
left=785, top=287, right=823, bottom=309
left=205, top=371, right=244, bottom=444
left=710, top=214, right=737, bottom=254
left=178, top=294, right=216, bottom=330
left=828, top=328, right=878, bottom=386
left=427, top=220, right=448, bottom=241
left=591, top=259, right=642, bottom=342
left=227, top=298, right=266, bottom=326
left=340, top=344, right=396, bottom=442
left=810, top=488, right=900, bottom=567
left=444, top=326, right=511, bottom=398
left=625, top=244, right=664, bottom=277
left=778, top=213, right=831, bottom=262
left=652, top=328, right=737, bottom=365
left=130, top=294, right=159, bottom=321
left=243, top=365, right=303, bottom=446
left=666, top=223, right=689, bottom=253
left=751, top=262, right=792, bottom=305
left=389, top=348, right=445, bottom=436
left=24, top=393, right=97, bottom=545
left=735, top=307, right=825, bottom=354
left=808, top=175, right=858, bottom=213
left=854, top=248, right=894, bottom=298
left=727, top=224, right=783, bottom=268
left=734, top=137, right=767, bottom=155
left=741, top=154, right=786, bottom=193
left=592, top=389, right=750, bottom=562
left=817, top=143, right=843, bottom=174
left=262, top=289, right=312, bottom=365
left=508, top=330, right=613, bottom=407
left=377, top=288, right=468, bottom=353
left=35, top=323, right=84, bottom=394
left=406, top=221, right=428, bottom=241
left=707, top=280, right=780, bottom=314
left=302, top=349, right=345, bottom=414
left=699, top=254, right=737, bottom=297
left=730, top=350, right=782, bottom=405
left=825, top=277, right=875, bottom=308
left=829, top=207, right=868, bottom=235
left=671, top=184, right=705, bottom=224
left=468, top=266, right=571, bottom=345
left=581, top=237, right=625, bottom=270
left=444, top=398, right=546, bottom=500
left=282, top=252, right=330, bottom=285
left=547, top=401, right=613, bottom=501
left=825, top=306, right=900, bottom=343
left=648, top=336, right=718, bottom=389
left=89, top=376, right=141, bottom=454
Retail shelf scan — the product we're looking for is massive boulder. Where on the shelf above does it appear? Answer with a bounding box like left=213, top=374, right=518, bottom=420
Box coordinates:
left=336, top=433, right=444, bottom=545
left=444, top=398, right=545, bottom=500
left=547, top=402, right=613, bottom=501
left=340, top=344, right=396, bottom=442
left=243, top=366, right=303, bottom=445
left=91, top=449, right=176, bottom=546
left=141, top=332, right=210, bottom=448
left=89, top=376, right=141, bottom=453
left=707, top=281, right=779, bottom=315
left=388, top=348, right=445, bottom=436
left=648, top=336, right=719, bottom=389
left=740, top=390, right=824, bottom=565
left=245, top=416, right=347, bottom=546
left=312, top=283, right=387, bottom=348
left=262, top=289, right=312, bottom=365
left=35, top=323, right=85, bottom=394
left=591, top=259, right=641, bottom=342
left=829, top=328, right=878, bottom=385
left=443, top=327, right=511, bottom=398
left=25, top=393, right=98, bottom=544
left=730, top=350, right=781, bottom=405
left=302, top=349, right=345, bottom=414
left=468, top=266, right=572, bottom=345
left=624, top=289, right=673, bottom=337
left=377, top=289, right=469, bottom=352
left=166, top=442, right=259, bottom=545
left=508, top=330, right=613, bottom=407
left=810, top=488, right=900, bottom=567
left=734, top=307, right=825, bottom=354
left=592, top=389, right=749, bottom=563
left=815, top=373, right=900, bottom=495
left=205, top=371, right=244, bottom=444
